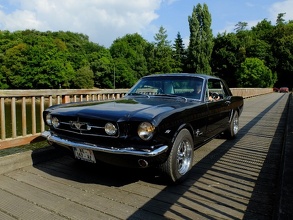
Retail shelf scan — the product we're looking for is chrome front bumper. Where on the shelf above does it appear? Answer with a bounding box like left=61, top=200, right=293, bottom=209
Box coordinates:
left=41, top=131, right=168, bottom=157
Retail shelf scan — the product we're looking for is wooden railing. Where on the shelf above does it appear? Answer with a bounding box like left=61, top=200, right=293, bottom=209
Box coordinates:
left=0, top=89, right=127, bottom=150
left=0, top=88, right=272, bottom=150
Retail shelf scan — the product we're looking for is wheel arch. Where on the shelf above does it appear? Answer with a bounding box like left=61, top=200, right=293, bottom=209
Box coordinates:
left=171, top=123, right=195, bottom=147
left=229, top=108, right=240, bottom=123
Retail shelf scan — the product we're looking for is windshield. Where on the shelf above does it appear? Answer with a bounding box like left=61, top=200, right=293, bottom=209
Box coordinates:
left=127, top=75, right=204, bottom=100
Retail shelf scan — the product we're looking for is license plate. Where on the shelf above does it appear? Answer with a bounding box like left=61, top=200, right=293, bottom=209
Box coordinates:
left=73, top=148, right=96, bottom=163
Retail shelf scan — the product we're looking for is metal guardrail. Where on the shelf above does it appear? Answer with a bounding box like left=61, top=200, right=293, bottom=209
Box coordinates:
left=0, top=88, right=272, bottom=150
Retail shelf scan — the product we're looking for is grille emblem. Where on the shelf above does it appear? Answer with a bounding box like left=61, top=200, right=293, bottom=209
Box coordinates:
left=70, top=121, right=91, bottom=131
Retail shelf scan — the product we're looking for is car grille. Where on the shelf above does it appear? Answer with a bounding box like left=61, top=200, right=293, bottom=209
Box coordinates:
left=52, top=115, right=120, bottom=138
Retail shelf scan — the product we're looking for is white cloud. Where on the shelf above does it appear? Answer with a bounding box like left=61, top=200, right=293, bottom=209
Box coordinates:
left=163, top=0, right=179, bottom=5
left=269, top=0, right=293, bottom=23
left=0, top=0, right=163, bottom=47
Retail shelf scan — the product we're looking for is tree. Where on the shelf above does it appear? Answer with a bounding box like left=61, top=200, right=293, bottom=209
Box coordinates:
left=173, top=32, right=187, bottom=72
left=150, top=26, right=176, bottom=73
left=187, top=3, right=213, bottom=74
left=211, top=32, right=241, bottom=86
left=0, top=30, right=102, bottom=89
left=0, top=52, right=9, bottom=89
left=3, top=43, right=30, bottom=88
left=72, top=66, right=94, bottom=89
left=246, top=39, right=274, bottom=68
left=272, top=22, right=293, bottom=89
left=276, top=13, right=286, bottom=25
left=236, top=58, right=276, bottom=88
left=234, top=22, right=248, bottom=33
left=251, top=19, right=274, bottom=42
left=110, top=33, right=148, bottom=82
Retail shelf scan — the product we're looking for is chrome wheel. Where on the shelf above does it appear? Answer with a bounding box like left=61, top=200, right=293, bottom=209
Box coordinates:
left=177, top=139, right=193, bottom=175
left=225, top=111, right=239, bottom=139
left=233, top=112, right=239, bottom=135
left=160, top=128, right=194, bottom=183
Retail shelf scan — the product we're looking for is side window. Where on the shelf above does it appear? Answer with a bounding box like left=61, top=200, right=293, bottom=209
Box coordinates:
left=206, top=79, right=228, bottom=101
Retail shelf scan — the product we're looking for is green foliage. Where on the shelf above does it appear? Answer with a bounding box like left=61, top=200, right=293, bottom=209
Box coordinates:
left=72, top=66, right=94, bottom=89
left=87, top=47, right=113, bottom=88
left=212, top=32, right=241, bottom=86
left=251, top=19, right=274, bottom=42
left=0, top=30, right=109, bottom=89
left=236, top=58, right=276, bottom=88
left=0, top=10, right=292, bottom=90
left=211, top=16, right=292, bottom=89
left=234, top=22, right=248, bottom=32
left=110, top=33, right=148, bottom=85
left=148, top=26, right=177, bottom=74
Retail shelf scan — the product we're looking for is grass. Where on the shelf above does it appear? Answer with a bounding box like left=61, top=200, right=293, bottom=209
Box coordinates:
left=0, top=141, right=49, bottom=157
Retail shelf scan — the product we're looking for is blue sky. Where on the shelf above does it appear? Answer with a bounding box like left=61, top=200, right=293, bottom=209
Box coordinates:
left=0, top=0, right=292, bottom=47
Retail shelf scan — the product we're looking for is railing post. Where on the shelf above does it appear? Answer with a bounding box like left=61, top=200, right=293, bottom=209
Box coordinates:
left=11, top=97, right=17, bottom=138
left=31, top=96, right=36, bottom=135
left=22, top=97, right=27, bottom=136
left=1, top=97, right=5, bottom=140
left=62, top=95, right=70, bottom=104
left=40, top=96, right=45, bottom=132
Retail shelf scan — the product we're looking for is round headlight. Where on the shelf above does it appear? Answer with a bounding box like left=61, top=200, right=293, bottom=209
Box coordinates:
left=52, top=117, right=60, bottom=128
left=138, top=122, right=155, bottom=140
left=105, top=123, right=117, bottom=135
left=46, top=114, right=52, bottom=125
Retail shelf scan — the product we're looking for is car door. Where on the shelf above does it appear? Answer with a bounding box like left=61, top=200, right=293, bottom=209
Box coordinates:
left=205, top=79, right=231, bottom=138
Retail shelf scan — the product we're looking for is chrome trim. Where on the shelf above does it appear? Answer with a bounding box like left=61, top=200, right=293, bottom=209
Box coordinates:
left=41, top=131, right=168, bottom=157
left=53, top=127, right=120, bottom=138
left=61, top=121, right=104, bottom=129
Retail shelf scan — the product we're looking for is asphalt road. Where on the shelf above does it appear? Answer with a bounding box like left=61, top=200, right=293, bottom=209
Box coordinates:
left=0, top=92, right=291, bottom=220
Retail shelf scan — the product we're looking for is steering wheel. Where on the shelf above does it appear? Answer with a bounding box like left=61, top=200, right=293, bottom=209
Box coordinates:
left=157, top=88, right=164, bottom=94
left=211, top=92, right=219, bottom=99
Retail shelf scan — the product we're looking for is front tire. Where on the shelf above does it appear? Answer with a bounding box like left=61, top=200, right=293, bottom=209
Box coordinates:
left=160, top=129, right=194, bottom=183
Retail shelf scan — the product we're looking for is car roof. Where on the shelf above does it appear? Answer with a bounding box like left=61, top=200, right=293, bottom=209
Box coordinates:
left=143, top=73, right=220, bottom=80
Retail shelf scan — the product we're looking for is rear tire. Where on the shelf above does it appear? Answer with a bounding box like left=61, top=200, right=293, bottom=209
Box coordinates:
left=160, top=129, right=194, bottom=183
left=225, top=110, right=239, bottom=139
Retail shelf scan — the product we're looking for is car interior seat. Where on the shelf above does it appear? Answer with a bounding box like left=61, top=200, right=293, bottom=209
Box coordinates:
left=163, top=82, right=174, bottom=94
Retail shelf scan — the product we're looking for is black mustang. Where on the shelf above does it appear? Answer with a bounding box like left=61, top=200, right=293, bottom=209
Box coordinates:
left=42, top=73, right=244, bottom=183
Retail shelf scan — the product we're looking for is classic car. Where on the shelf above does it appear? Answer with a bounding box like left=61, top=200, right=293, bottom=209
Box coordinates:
left=279, top=87, right=289, bottom=93
left=41, top=73, right=244, bottom=183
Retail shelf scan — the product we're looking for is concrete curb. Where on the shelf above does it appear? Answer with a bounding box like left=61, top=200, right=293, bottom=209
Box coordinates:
left=0, top=146, right=64, bottom=175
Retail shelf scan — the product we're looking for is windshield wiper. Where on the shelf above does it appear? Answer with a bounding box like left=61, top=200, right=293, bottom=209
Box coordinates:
left=154, top=94, right=187, bottom=102
left=126, top=93, right=150, bottom=98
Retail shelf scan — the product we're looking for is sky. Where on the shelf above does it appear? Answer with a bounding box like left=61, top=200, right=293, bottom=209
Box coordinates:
left=0, top=0, right=292, bottom=48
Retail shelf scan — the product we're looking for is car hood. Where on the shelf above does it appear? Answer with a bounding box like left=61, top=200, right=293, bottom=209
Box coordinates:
left=47, top=96, right=201, bottom=122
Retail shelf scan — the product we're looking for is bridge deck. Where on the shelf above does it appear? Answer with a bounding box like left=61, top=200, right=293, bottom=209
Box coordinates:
left=0, top=93, right=292, bottom=219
